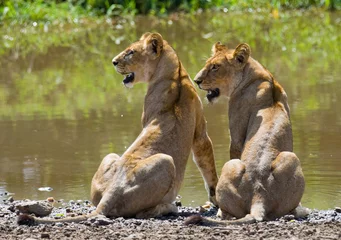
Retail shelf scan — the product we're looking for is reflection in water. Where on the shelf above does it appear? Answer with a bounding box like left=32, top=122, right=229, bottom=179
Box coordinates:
left=0, top=11, right=341, bottom=209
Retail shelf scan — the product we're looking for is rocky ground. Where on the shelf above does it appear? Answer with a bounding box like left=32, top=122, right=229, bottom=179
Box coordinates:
left=0, top=197, right=340, bottom=240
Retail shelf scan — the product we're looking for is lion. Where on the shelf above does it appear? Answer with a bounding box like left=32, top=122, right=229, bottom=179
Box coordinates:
left=185, top=42, right=309, bottom=226
left=17, top=32, right=219, bottom=225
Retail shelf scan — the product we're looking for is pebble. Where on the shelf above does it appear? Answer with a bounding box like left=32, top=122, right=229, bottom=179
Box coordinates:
left=15, top=201, right=53, bottom=217
left=55, top=222, right=63, bottom=227
left=40, top=233, right=50, bottom=238
left=283, top=214, right=295, bottom=221
left=1, top=199, right=341, bottom=239
left=38, top=187, right=53, bottom=192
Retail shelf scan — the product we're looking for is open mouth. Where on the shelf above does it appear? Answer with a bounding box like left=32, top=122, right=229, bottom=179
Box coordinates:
left=206, top=88, right=220, bottom=102
left=122, top=72, right=135, bottom=88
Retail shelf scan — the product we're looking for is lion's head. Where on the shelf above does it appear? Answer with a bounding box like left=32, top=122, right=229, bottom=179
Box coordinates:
left=194, top=42, right=251, bottom=102
left=112, top=32, right=164, bottom=88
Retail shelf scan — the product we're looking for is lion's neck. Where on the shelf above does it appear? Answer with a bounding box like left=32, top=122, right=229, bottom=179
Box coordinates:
left=230, top=59, right=272, bottom=98
left=142, top=47, right=184, bottom=126
left=228, top=60, right=291, bottom=160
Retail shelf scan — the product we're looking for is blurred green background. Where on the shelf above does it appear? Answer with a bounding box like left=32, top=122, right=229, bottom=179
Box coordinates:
left=1, top=0, right=340, bottom=23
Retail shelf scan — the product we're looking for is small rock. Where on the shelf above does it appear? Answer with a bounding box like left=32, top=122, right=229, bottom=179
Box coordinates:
left=198, top=206, right=206, bottom=213
left=220, top=230, right=230, bottom=235
left=335, top=207, right=341, bottom=213
left=16, top=201, right=53, bottom=217
left=64, top=232, right=71, bottom=237
left=41, top=233, right=50, bottom=238
left=95, top=217, right=112, bottom=226
left=8, top=196, right=14, bottom=202
left=55, top=222, right=63, bottom=227
left=89, top=215, right=113, bottom=226
left=283, top=215, right=295, bottom=221
left=38, top=187, right=53, bottom=192
left=8, top=205, right=16, bottom=212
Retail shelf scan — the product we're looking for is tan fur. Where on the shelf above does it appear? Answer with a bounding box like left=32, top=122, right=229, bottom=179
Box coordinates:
left=18, top=33, right=219, bottom=225
left=93, top=32, right=219, bottom=218
left=193, top=42, right=309, bottom=225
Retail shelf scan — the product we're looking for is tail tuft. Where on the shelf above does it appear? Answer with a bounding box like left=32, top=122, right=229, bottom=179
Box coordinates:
left=184, top=214, right=204, bottom=225
left=17, top=214, right=35, bottom=225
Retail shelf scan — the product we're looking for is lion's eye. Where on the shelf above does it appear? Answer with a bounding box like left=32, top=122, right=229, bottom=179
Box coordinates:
left=127, top=50, right=134, bottom=55
left=211, top=64, right=219, bottom=71
left=124, top=50, right=134, bottom=60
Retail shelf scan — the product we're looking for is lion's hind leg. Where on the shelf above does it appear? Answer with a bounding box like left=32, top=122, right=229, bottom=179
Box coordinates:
left=91, top=153, right=121, bottom=206
left=216, top=159, right=250, bottom=219
left=136, top=203, right=178, bottom=219
left=108, top=153, right=176, bottom=218
left=269, top=151, right=305, bottom=218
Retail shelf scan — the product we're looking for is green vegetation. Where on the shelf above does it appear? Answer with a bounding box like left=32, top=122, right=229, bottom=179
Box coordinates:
left=1, top=10, right=340, bottom=119
left=1, top=0, right=340, bottom=24
left=0, top=0, right=91, bottom=23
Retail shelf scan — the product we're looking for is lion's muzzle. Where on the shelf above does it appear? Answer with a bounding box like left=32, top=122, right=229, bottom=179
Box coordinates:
left=207, top=88, right=220, bottom=102
left=123, top=72, right=135, bottom=84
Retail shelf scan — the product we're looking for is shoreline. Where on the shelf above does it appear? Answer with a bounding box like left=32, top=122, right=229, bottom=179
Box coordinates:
left=1, top=198, right=340, bottom=239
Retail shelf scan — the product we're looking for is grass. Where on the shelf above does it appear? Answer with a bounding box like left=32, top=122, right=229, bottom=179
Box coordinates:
left=0, top=0, right=340, bottom=24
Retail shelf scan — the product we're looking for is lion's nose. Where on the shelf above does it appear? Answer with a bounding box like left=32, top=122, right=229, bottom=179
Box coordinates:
left=194, top=79, right=202, bottom=85
left=112, top=60, right=119, bottom=66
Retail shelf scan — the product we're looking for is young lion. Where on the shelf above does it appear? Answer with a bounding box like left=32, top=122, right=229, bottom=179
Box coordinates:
left=185, top=42, right=308, bottom=226
left=18, top=33, right=218, bottom=225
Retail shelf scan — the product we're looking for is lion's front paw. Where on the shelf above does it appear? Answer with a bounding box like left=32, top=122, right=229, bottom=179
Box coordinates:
left=216, top=208, right=234, bottom=220
left=209, top=195, right=218, bottom=208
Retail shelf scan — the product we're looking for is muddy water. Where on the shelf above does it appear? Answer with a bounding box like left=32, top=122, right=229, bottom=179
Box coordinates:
left=1, top=11, right=340, bottom=210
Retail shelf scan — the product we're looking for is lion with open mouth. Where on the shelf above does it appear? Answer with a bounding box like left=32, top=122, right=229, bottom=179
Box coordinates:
left=185, top=42, right=309, bottom=226
left=18, top=33, right=219, bottom=225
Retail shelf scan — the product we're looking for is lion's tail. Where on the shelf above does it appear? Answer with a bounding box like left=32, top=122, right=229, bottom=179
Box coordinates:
left=184, top=214, right=257, bottom=226
left=17, top=210, right=99, bottom=225
left=185, top=201, right=266, bottom=226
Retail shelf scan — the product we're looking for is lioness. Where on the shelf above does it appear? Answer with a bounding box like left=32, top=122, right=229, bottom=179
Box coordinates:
left=18, top=33, right=218, bottom=225
left=185, top=42, right=308, bottom=225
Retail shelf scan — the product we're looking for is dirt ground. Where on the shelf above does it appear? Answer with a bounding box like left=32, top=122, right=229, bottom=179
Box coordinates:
left=0, top=198, right=340, bottom=240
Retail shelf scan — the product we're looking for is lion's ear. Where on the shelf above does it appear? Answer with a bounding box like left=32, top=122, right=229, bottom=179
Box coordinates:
left=233, top=43, right=250, bottom=67
left=140, top=32, right=152, bottom=41
left=144, top=33, right=163, bottom=59
left=212, top=42, right=227, bottom=55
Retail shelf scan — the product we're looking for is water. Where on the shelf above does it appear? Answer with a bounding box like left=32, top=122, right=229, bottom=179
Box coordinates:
left=1, top=11, right=341, bottom=210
